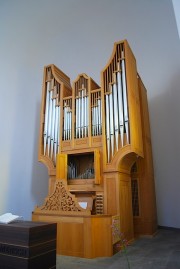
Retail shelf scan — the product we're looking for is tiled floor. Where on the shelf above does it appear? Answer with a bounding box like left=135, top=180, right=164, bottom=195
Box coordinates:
left=56, top=228, right=180, bottom=269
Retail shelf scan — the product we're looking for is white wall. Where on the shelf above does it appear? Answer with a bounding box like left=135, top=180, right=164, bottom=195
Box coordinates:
left=0, top=0, right=180, bottom=227
left=172, top=0, right=180, bottom=38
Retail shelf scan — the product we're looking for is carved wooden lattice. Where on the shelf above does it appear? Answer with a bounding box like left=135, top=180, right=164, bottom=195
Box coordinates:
left=35, top=180, right=90, bottom=213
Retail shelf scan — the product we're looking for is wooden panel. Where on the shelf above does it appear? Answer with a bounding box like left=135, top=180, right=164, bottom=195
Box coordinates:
left=58, top=221, right=84, bottom=257
left=119, top=173, right=134, bottom=241
left=94, top=149, right=101, bottom=184
left=133, top=76, right=157, bottom=236
left=56, top=153, right=67, bottom=180
left=125, top=40, right=143, bottom=157
left=105, top=176, right=118, bottom=215
left=84, top=216, right=112, bottom=258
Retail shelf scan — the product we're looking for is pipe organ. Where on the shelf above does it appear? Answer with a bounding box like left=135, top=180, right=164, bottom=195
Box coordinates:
left=32, top=40, right=157, bottom=258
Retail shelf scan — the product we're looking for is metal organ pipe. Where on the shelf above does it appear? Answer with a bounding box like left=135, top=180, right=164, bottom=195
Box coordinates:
left=78, top=93, right=81, bottom=138
left=67, top=107, right=69, bottom=140
left=75, top=97, right=79, bottom=138
left=43, top=75, right=61, bottom=165
left=91, top=94, right=95, bottom=136
left=69, top=107, right=72, bottom=140
left=50, top=95, right=56, bottom=158
left=43, top=81, right=50, bottom=155
left=81, top=89, right=84, bottom=138
left=63, top=100, right=72, bottom=141
left=104, top=47, right=130, bottom=162
left=57, top=106, right=60, bottom=154
left=117, top=69, right=124, bottom=146
left=105, top=93, right=110, bottom=163
left=112, top=77, right=119, bottom=151
left=75, top=83, right=89, bottom=139
left=109, top=89, right=115, bottom=157
left=98, top=98, right=102, bottom=135
left=91, top=91, right=102, bottom=137
left=95, top=94, right=99, bottom=135
left=47, top=89, right=53, bottom=156
left=84, top=88, right=88, bottom=137
left=55, top=84, right=61, bottom=158
left=121, top=55, right=129, bottom=144
left=53, top=103, right=58, bottom=161
left=63, top=102, right=66, bottom=140
left=42, top=45, right=130, bottom=167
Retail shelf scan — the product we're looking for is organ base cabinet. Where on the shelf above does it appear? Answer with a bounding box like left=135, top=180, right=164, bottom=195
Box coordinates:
left=32, top=213, right=112, bottom=258
left=32, top=40, right=157, bottom=258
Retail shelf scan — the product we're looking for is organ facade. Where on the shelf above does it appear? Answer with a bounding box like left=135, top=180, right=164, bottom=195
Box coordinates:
left=32, top=40, right=157, bottom=258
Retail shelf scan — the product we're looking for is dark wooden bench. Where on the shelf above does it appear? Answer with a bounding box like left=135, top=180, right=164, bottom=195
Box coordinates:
left=0, top=221, right=57, bottom=269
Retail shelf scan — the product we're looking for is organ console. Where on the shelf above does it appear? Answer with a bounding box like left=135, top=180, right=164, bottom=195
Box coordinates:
left=32, top=40, right=157, bottom=258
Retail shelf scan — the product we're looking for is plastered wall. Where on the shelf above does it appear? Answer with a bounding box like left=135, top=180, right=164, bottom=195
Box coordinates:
left=0, top=0, right=180, bottom=227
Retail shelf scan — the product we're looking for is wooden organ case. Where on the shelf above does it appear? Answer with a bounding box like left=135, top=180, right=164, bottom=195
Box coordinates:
left=32, top=40, right=157, bottom=258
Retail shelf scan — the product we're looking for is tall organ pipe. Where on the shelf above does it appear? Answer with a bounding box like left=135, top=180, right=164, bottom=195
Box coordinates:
left=57, top=106, right=60, bottom=154
left=63, top=103, right=67, bottom=140
left=81, top=89, right=84, bottom=138
left=98, top=99, right=102, bottom=135
left=69, top=109, right=72, bottom=140
left=112, top=79, right=119, bottom=151
left=105, top=94, right=110, bottom=162
left=84, top=88, right=88, bottom=137
left=78, top=94, right=81, bottom=138
left=109, top=90, right=115, bottom=157
left=76, top=97, right=79, bottom=138
left=117, top=70, right=124, bottom=146
left=121, top=56, right=129, bottom=143
left=53, top=104, right=59, bottom=162
left=43, top=81, right=50, bottom=155
left=47, top=90, right=53, bottom=156
left=50, top=96, right=56, bottom=158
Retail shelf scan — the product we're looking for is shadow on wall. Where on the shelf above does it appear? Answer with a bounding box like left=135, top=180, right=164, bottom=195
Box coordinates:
left=149, top=69, right=180, bottom=228
left=6, top=96, right=48, bottom=220
left=30, top=101, right=49, bottom=211
left=4, top=76, right=48, bottom=220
